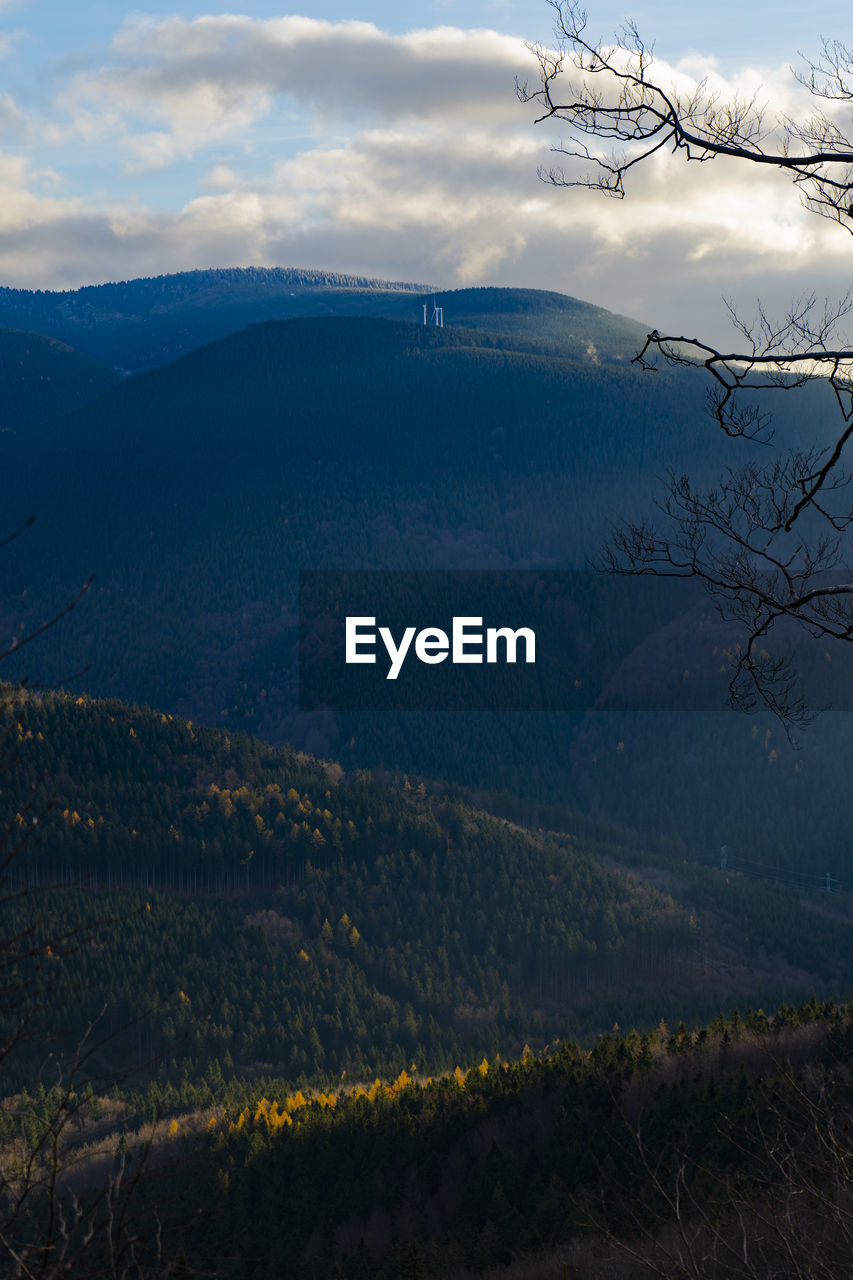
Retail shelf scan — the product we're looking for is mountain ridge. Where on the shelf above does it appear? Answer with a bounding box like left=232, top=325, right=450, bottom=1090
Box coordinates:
left=0, top=266, right=650, bottom=372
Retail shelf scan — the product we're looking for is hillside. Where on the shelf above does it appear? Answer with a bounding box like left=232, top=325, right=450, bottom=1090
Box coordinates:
left=0, top=268, right=650, bottom=374
left=3, top=690, right=849, bottom=1277
left=0, top=685, right=695, bottom=1088
left=2, top=685, right=849, bottom=1098
left=1, top=302, right=852, bottom=871
left=0, top=685, right=670, bottom=1082
left=5, top=974, right=851, bottom=1278
left=432, top=284, right=651, bottom=360
left=1, top=264, right=852, bottom=1278
left=148, top=1003, right=853, bottom=1278
left=0, top=326, right=120, bottom=429
left=0, top=311, right=718, bottom=709
left=0, top=266, right=430, bottom=372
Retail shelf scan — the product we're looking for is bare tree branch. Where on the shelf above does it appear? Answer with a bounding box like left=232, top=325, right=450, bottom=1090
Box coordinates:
left=519, top=2, right=853, bottom=220
left=524, top=3, right=853, bottom=728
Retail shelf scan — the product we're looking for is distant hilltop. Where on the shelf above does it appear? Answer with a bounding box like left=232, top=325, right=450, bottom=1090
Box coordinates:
left=0, top=265, right=442, bottom=372
left=0, top=265, right=436, bottom=304
left=0, top=267, right=647, bottom=374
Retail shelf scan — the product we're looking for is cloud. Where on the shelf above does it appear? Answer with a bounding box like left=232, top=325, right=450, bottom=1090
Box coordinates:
left=1, top=108, right=846, bottom=350
left=57, top=16, right=532, bottom=165
left=106, top=14, right=527, bottom=115
left=1, top=11, right=850, bottom=350
left=0, top=92, right=26, bottom=136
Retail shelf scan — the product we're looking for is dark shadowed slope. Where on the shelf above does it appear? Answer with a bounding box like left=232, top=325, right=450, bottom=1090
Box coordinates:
left=0, top=312, right=720, bottom=706
left=0, top=327, right=120, bottom=429
left=1, top=307, right=849, bottom=872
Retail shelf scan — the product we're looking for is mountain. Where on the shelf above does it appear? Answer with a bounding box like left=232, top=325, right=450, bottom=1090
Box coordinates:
left=2, top=268, right=852, bottom=1280
left=0, top=266, right=650, bottom=372
left=142, top=1001, right=853, bottom=1279
left=0, top=266, right=428, bottom=373
left=0, top=326, right=120, bottom=430
left=1, top=296, right=850, bottom=872
left=4, top=684, right=847, bottom=1093
left=3, top=685, right=850, bottom=1278
left=0, top=686, right=695, bottom=1087
left=0, top=310, right=717, bottom=693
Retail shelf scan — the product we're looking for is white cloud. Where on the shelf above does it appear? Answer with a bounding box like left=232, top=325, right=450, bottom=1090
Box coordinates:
left=0, top=92, right=26, bottom=135
left=201, top=163, right=240, bottom=191
left=55, top=15, right=533, bottom=161
left=0, top=11, right=849, bottom=349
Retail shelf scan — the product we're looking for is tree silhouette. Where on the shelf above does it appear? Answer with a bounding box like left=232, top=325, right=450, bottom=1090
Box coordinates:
left=520, top=2, right=853, bottom=728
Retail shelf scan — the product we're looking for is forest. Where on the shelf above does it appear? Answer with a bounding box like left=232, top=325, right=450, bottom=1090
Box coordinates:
left=0, top=685, right=709, bottom=1090
left=3, top=287, right=853, bottom=872
left=3, top=684, right=852, bottom=1276
left=2, top=270, right=852, bottom=1278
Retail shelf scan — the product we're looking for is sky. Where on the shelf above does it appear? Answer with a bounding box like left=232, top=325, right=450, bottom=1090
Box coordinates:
left=1, top=0, right=851, bottom=340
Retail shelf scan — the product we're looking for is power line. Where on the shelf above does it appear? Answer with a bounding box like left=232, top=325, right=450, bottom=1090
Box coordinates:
left=701, top=847, right=847, bottom=893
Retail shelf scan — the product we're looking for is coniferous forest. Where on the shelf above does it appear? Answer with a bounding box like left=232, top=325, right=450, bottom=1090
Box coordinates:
left=2, top=270, right=852, bottom=1278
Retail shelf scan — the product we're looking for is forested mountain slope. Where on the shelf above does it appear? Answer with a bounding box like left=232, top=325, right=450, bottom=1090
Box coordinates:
left=6, top=987, right=851, bottom=1279
left=0, top=312, right=720, bottom=735
left=0, top=267, right=650, bottom=373
left=0, top=266, right=428, bottom=372
left=3, top=268, right=851, bottom=1278
left=152, top=1002, right=853, bottom=1279
left=2, top=685, right=849, bottom=1102
left=0, top=326, right=119, bottom=429
left=0, top=684, right=688, bottom=1083
left=2, top=308, right=852, bottom=870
